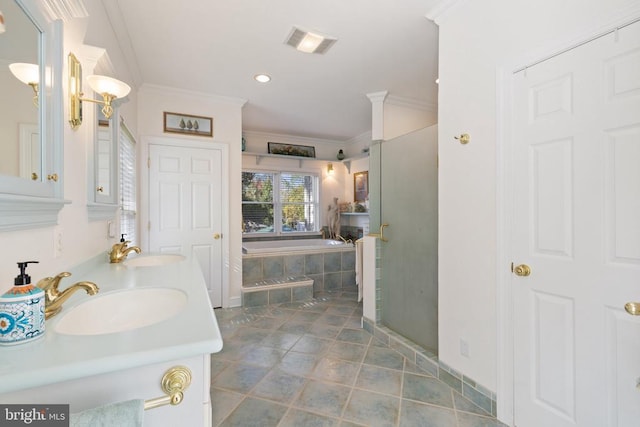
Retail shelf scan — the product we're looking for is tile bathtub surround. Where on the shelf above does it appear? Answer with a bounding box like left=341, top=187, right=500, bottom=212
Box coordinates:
left=242, top=249, right=357, bottom=295
left=211, top=291, right=507, bottom=427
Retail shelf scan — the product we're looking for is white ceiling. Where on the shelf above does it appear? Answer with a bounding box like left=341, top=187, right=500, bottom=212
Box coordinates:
left=114, top=0, right=440, bottom=141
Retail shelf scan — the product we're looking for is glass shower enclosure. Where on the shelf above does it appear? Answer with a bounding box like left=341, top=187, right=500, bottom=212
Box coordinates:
left=369, top=125, right=438, bottom=353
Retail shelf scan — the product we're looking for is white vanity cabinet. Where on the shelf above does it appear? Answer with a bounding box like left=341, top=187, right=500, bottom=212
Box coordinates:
left=0, top=355, right=212, bottom=426
left=0, top=253, right=222, bottom=427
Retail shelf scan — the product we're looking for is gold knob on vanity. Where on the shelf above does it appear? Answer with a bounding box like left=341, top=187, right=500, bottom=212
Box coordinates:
left=31, top=172, right=38, bottom=181
left=47, top=173, right=58, bottom=182
left=213, top=233, right=221, bottom=240
left=96, top=186, right=104, bottom=193
left=513, top=264, right=531, bottom=277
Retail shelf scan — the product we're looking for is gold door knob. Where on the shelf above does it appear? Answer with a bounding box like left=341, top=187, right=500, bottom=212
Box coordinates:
left=514, top=264, right=531, bottom=277
left=624, top=302, right=640, bottom=316
left=213, top=233, right=221, bottom=240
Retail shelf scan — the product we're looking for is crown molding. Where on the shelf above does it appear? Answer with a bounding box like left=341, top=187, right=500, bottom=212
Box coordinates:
left=386, top=94, right=437, bottom=112
left=366, top=91, right=389, bottom=104
left=424, top=0, right=464, bottom=25
left=139, top=83, right=248, bottom=108
left=39, top=0, right=88, bottom=22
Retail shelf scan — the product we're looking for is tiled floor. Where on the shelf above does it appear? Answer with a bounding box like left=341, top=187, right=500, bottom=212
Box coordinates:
left=211, top=290, right=506, bottom=427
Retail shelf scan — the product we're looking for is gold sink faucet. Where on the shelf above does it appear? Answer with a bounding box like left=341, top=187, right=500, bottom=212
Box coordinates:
left=37, top=272, right=99, bottom=319
left=110, top=235, right=141, bottom=263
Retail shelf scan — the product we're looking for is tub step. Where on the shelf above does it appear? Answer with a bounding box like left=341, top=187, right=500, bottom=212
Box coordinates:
left=242, top=276, right=314, bottom=307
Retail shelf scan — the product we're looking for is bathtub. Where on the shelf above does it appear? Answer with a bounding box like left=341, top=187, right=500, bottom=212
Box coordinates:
left=242, top=239, right=350, bottom=254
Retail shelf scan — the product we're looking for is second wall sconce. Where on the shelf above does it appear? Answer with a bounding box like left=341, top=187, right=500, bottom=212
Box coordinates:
left=68, top=53, right=131, bottom=129
left=327, top=163, right=334, bottom=175
left=9, top=62, right=39, bottom=106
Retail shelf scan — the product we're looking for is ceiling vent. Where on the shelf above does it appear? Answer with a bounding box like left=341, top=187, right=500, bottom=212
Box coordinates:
left=285, top=26, right=337, bottom=54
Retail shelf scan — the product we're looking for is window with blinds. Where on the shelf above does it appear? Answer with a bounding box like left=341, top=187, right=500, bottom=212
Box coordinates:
left=119, top=121, right=137, bottom=245
left=242, top=171, right=318, bottom=234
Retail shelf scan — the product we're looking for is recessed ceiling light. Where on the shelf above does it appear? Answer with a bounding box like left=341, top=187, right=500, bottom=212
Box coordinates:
left=285, top=26, right=337, bottom=55
left=254, top=74, right=271, bottom=83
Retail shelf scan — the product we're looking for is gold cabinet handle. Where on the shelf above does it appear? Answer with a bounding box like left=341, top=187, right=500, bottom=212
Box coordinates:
left=31, top=172, right=38, bottom=181
left=47, top=173, right=59, bottom=182
left=213, top=233, right=221, bottom=240
left=96, top=186, right=104, bottom=193
left=624, top=302, right=640, bottom=316
left=513, top=264, right=531, bottom=277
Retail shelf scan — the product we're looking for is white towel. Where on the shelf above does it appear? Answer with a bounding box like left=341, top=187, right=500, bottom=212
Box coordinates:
left=70, top=399, right=144, bottom=427
left=355, top=238, right=364, bottom=302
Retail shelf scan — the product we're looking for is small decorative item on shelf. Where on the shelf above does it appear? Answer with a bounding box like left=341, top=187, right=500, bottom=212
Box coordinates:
left=337, top=149, right=345, bottom=160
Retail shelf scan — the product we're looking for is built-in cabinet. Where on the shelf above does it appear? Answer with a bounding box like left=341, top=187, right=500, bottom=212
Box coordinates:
left=0, top=355, right=211, bottom=426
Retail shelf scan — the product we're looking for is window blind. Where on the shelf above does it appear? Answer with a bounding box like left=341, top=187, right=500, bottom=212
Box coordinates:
left=119, top=120, right=137, bottom=245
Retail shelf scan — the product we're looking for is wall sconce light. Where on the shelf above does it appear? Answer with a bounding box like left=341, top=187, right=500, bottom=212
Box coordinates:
left=9, top=63, right=39, bottom=106
left=327, top=163, right=334, bottom=175
left=68, top=52, right=131, bottom=129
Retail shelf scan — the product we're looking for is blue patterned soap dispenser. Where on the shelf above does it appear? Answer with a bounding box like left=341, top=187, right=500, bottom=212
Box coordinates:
left=0, top=261, right=45, bottom=345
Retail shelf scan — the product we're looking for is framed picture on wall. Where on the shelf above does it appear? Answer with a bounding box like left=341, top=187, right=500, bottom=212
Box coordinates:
left=354, top=171, right=368, bottom=202
left=163, top=112, right=213, bottom=137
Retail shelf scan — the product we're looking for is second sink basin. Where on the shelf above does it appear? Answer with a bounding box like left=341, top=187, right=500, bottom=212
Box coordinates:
left=54, top=288, right=187, bottom=336
left=123, top=254, right=185, bottom=267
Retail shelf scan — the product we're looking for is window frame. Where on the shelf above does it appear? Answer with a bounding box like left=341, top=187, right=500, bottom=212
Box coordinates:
left=242, top=169, right=320, bottom=236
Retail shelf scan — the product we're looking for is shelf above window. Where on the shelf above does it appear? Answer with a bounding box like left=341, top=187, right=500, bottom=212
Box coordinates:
left=242, top=151, right=369, bottom=172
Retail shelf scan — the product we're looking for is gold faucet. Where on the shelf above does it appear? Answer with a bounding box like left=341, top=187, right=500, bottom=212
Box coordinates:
left=109, top=240, right=141, bottom=263
left=37, top=272, right=99, bottom=319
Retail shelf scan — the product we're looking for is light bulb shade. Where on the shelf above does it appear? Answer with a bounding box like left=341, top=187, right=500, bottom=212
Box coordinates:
left=86, top=75, right=131, bottom=99
left=9, top=63, right=39, bottom=85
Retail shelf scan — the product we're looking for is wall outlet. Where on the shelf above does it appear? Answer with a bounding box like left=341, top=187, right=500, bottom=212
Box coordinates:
left=53, top=226, right=63, bottom=258
left=460, top=339, right=469, bottom=358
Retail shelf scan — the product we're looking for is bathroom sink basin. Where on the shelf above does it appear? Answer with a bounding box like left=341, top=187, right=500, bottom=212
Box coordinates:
left=54, top=288, right=187, bottom=335
left=123, top=254, right=185, bottom=267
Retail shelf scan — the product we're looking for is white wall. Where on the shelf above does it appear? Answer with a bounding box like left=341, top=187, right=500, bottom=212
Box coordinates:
left=436, top=0, right=639, bottom=392
left=383, top=99, right=437, bottom=141
left=0, top=3, right=138, bottom=293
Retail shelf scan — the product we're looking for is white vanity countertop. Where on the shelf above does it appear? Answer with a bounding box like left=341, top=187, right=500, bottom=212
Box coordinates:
left=0, top=253, right=223, bottom=394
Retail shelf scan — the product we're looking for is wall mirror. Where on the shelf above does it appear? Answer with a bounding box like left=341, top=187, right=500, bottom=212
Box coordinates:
left=78, top=46, right=119, bottom=220
left=0, top=0, right=65, bottom=231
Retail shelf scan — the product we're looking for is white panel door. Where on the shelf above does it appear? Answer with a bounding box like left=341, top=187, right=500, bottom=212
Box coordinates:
left=513, top=22, right=640, bottom=427
left=149, top=144, right=223, bottom=307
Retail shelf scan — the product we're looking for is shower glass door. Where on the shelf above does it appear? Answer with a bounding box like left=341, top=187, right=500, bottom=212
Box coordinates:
left=375, top=125, right=438, bottom=353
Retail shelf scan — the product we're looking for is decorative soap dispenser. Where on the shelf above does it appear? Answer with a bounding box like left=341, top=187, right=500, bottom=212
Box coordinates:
left=0, top=261, right=45, bottom=345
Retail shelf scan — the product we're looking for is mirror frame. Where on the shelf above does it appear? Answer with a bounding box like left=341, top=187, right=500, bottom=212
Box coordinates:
left=0, top=0, right=66, bottom=231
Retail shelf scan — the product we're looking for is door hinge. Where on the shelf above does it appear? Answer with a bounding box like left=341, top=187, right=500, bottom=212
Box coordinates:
left=510, top=262, right=514, bottom=273
left=147, top=221, right=151, bottom=231
left=147, top=157, right=150, bottom=168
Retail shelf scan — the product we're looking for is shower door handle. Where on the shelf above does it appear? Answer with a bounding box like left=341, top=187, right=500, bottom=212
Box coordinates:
left=368, top=223, right=389, bottom=242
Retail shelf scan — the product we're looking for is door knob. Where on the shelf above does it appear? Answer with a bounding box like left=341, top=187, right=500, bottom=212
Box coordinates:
left=213, top=233, right=221, bottom=240
left=513, top=264, right=531, bottom=277
left=624, top=302, right=640, bottom=316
